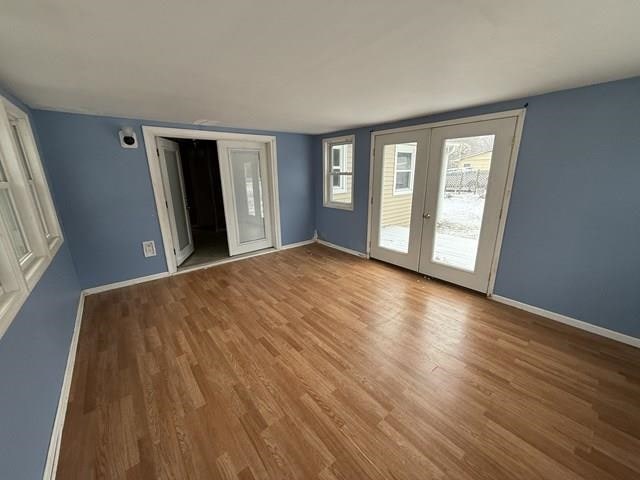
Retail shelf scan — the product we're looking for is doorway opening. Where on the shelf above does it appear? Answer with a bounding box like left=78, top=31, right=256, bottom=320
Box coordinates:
left=143, top=127, right=282, bottom=275
left=162, top=138, right=228, bottom=270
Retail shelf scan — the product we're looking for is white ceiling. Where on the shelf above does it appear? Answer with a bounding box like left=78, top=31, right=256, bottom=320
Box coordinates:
left=1, top=1, right=639, bottom=134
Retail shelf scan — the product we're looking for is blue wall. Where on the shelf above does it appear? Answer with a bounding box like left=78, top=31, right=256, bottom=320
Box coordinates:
left=33, top=111, right=315, bottom=289
left=315, top=76, right=640, bottom=338
left=0, top=87, right=82, bottom=479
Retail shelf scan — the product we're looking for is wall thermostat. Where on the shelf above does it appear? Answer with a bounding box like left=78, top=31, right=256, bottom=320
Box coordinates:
left=119, top=127, right=138, bottom=148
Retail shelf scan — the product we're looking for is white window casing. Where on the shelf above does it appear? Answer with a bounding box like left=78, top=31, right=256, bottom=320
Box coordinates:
left=323, top=134, right=355, bottom=210
left=393, top=143, right=416, bottom=196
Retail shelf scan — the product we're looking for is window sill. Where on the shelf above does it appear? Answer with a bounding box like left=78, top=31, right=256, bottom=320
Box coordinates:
left=24, top=255, right=49, bottom=290
left=392, top=190, right=413, bottom=197
left=48, top=235, right=62, bottom=257
left=0, top=290, right=28, bottom=339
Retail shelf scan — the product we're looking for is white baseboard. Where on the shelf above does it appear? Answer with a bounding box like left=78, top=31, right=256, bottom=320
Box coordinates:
left=491, top=294, right=640, bottom=349
left=43, top=292, right=86, bottom=480
left=316, top=239, right=368, bottom=258
left=280, top=238, right=316, bottom=250
left=83, top=272, right=169, bottom=295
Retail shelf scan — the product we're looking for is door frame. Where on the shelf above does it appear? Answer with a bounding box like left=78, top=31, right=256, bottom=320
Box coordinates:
left=366, top=108, right=526, bottom=296
left=142, top=126, right=282, bottom=274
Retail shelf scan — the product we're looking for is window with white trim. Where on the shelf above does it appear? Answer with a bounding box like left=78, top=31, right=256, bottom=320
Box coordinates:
left=323, top=135, right=354, bottom=210
left=393, top=143, right=416, bottom=195
left=0, top=96, right=63, bottom=339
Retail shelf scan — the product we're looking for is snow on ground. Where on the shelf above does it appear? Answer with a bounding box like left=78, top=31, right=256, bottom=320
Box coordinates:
left=380, top=193, right=485, bottom=271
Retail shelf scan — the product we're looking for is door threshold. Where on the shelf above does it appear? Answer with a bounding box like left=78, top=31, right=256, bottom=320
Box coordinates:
left=174, top=247, right=278, bottom=276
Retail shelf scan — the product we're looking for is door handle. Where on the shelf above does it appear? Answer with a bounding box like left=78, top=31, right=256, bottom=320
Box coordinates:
left=423, top=213, right=431, bottom=219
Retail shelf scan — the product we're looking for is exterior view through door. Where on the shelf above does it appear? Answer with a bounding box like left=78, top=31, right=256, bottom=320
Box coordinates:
left=370, top=114, right=520, bottom=292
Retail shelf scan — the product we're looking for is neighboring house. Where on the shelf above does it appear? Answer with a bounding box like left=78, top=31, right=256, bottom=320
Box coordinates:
left=451, top=150, right=492, bottom=171
left=378, top=146, right=493, bottom=230
left=380, top=143, right=416, bottom=229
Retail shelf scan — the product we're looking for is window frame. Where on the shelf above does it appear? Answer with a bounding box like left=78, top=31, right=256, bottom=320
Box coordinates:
left=4, top=100, right=62, bottom=251
left=322, top=134, right=355, bottom=211
left=392, top=143, right=416, bottom=196
left=0, top=95, right=64, bottom=340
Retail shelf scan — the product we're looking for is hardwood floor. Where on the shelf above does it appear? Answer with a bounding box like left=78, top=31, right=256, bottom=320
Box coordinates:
left=57, top=244, right=640, bottom=479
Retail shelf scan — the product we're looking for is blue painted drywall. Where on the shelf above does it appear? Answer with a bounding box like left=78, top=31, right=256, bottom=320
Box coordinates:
left=315, top=76, right=640, bottom=338
left=0, top=246, right=80, bottom=480
left=0, top=86, right=82, bottom=479
left=32, top=111, right=315, bottom=289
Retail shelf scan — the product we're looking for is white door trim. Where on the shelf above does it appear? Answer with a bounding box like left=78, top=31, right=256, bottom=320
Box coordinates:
left=366, top=108, right=526, bottom=294
left=142, top=126, right=282, bottom=274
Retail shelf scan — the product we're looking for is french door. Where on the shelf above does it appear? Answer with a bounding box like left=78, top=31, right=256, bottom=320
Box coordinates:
left=217, top=140, right=274, bottom=256
left=157, top=138, right=194, bottom=266
left=370, top=116, right=518, bottom=292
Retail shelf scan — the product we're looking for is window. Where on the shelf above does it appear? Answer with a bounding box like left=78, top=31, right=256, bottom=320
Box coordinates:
left=6, top=107, right=61, bottom=249
left=0, top=96, right=63, bottom=339
left=323, top=135, right=354, bottom=210
left=393, top=143, right=415, bottom=195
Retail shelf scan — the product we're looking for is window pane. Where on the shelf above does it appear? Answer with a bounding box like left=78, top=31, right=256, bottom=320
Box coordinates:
left=395, top=171, right=411, bottom=190
left=329, top=174, right=352, bottom=204
left=330, top=144, right=353, bottom=173
left=432, top=135, right=495, bottom=271
left=379, top=142, right=417, bottom=252
left=0, top=157, right=7, bottom=182
left=10, top=124, right=33, bottom=181
left=331, top=170, right=341, bottom=187
left=396, top=152, right=412, bottom=170
left=332, top=148, right=341, bottom=168
left=30, top=183, right=50, bottom=237
left=0, top=189, right=29, bottom=261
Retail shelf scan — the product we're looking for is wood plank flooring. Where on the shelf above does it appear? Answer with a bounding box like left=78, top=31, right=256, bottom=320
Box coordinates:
left=57, top=244, right=640, bottom=479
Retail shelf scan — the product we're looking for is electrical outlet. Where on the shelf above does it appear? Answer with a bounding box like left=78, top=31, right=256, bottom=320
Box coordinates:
left=142, top=240, right=156, bottom=258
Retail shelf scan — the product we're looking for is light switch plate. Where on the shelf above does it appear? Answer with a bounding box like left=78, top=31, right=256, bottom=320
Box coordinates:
left=142, top=240, right=156, bottom=258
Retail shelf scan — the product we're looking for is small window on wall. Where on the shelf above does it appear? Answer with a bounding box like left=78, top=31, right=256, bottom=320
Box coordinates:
left=393, top=143, right=416, bottom=195
left=0, top=96, right=64, bottom=340
left=323, top=135, right=354, bottom=210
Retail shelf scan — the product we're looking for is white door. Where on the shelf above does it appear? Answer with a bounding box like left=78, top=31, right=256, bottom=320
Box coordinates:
left=369, top=130, right=430, bottom=270
left=217, top=140, right=273, bottom=256
left=418, top=117, right=518, bottom=291
left=157, top=138, right=194, bottom=266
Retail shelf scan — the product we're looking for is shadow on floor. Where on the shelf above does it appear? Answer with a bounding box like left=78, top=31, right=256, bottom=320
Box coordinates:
left=180, top=228, right=229, bottom=269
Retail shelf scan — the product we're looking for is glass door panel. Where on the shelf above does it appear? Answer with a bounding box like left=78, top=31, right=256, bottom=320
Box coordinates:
left=369, top=130, right=429, bottom=271
left=432, top=135, right=495, bottom=271
left=378, top=142, right=417, bottom=253
left=230, top=149, right=266, bottom=243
